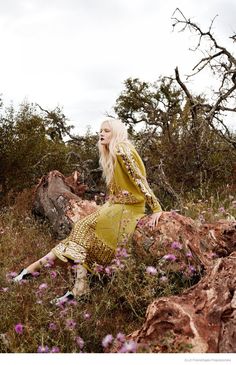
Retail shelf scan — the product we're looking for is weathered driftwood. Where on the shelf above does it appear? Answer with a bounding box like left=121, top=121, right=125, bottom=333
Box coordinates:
left=133, top=212, right=236, bottom=269
left=123, top=252, right=236, bottom=353
left=123, top=213, right=235, bottom=353
left=32, top=170, right=97, bottom=238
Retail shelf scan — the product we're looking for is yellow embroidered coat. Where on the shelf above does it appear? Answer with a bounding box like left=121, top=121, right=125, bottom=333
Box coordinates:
left=52, top=142, right=162, bottom=270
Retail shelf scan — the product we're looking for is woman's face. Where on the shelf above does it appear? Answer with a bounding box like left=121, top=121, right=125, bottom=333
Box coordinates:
left=99, top=123, right=112, bottom=146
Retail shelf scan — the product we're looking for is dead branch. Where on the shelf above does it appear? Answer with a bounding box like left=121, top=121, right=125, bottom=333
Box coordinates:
left=172, top=9, right=236, bottom=149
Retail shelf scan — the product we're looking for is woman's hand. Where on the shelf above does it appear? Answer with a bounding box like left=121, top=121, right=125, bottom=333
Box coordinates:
left=149, top=212, right=162, bottom=228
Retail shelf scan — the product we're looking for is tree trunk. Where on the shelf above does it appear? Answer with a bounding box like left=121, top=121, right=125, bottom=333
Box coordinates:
left=32, top=170, right=98, bottom=239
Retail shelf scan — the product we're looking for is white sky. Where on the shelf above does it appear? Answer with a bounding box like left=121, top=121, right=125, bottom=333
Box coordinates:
left=0, top=0, right=235, bottom=135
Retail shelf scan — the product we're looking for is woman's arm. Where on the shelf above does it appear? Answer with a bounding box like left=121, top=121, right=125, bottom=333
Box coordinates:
left=116, top=142, right=162, bottom=213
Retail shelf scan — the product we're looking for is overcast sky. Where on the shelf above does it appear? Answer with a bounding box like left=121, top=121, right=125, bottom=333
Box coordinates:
left=0, top=0, right=235, bottom=135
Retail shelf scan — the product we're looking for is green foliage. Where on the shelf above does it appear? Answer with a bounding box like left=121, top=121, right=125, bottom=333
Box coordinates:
left=0, top=101, right=76, bottom=200
left=114, top=78, right=236, bottom=208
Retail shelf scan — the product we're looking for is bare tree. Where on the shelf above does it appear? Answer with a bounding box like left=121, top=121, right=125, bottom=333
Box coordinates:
left=172, top=8, right=236, bottom=148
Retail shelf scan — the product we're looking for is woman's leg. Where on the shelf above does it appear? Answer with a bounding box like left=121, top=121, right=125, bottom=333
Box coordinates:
left=13, top=251, right=58, bottom=282
left=72, top=265, right=89, bottom=297
left=50, top=264, right=90, bottom=304
left=26, top=251, right=57, bottom=273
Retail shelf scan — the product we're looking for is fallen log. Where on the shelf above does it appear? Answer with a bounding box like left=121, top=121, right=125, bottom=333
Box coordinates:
left=32, top=170, right=98, bottom=238
left=123, top=252, right=236, bottom=353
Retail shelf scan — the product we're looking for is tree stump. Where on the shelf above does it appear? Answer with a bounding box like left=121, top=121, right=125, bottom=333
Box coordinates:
left=32, top=170, right=97, bottom=238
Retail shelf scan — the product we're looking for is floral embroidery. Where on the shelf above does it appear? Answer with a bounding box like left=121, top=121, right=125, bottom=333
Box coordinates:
left=108, top=180, right=140, bottom=204
left=115, top=143, right=162, bottom=213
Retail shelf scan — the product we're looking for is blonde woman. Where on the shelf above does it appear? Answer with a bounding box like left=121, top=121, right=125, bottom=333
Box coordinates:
left=13, top=118, right=162, bottom=304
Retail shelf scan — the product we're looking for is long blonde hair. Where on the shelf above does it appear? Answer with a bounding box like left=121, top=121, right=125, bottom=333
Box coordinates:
left=98, top=118, right=133, bottom=185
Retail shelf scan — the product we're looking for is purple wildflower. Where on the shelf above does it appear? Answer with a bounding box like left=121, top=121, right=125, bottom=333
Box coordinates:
left=160, top=276, right=168, bottom=283
left=50, top=271, right=57, bottom=279
left=1, top=287, right=9, bottom=292
left=37, top=345, right=50, bottom=353
left=14, top=323, right=23, bottom=334
left=116, top=247, right=128, bottom=258
left=31, top=271, right=40, bottom=277
left=112, top=258, right=125, bottom=270
left=51, top=346, right=60, bottom=353
left=104, top=266, right=114, bottom=276
left=119, top=340, right=137, bottom=353
left=146, top=266, right=157, bottom=275
left=76, top=336, right=85, bottom=349
left=171, top=241, right=183, bottom=250
left=116, top=332, right=126, bottom=343
left=7, top=272, right=18, bottom=280
left=218, top=207, right=225, bottom=213
left=38, top=283, right=48, bottom=290
left=83, top=312, right=91, bottom=320
left=188, top=265, right=196, bottom=274
left=102, top=334, right=114, bottom=348
left=49, top=322, right=57, bottom=331
left=65, top=319, right=76, bottom=330
left=93, top=264, right=104, bottom=273
left=163, top=254, right=177, bottom=261
left=186, top=251, right=193, bottom=258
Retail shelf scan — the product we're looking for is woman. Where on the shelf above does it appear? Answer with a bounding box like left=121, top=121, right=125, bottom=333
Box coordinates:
left=13, top=118, right=162, bottom=304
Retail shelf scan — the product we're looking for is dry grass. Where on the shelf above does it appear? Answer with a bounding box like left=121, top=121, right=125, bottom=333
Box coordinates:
left=0, top=189, right=235, bottom=353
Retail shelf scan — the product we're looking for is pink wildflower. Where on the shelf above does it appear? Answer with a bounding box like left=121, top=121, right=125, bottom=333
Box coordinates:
left=146, top=266, right=157, bottom=275
left=38, top=283, right=48, bottom=290
left=51, top=346, right=60, bottom=353
left=102, top=334, right=114, bottom=348
left=83, top=312, right=91, bottom=320
left=37, top=345, right=50, bottom=353
left=119, top=340, right=137, bottom=353
left=104, top=266, right=114, bottom=276
left=14, top=323, right=23, bottom=334
left=7, top=272, right=18, bottom=280
left=116, top=247, right=128, bottom=258
left=116, top=332, right=126, bottom=343
left=1, top=287, right=9, bottom=292
left=50, top=271, right=57, bottom=279
left=49, top=322, right=57, bottom=331
left=65, top=319, right=76, bottom=330
left=31, top=271, right=40, bottom=277
left=171, top=241, right=183, bottom=250
left=93, top=264, right=104, bottom=273
left=160, top=276, right=168, bottom=282
left=186, top=251, right=193, bottom=258
left=76, top=336, right=85, bottom=349
left=188, top=265, right=196, bottom=274
left=163, top=254, right=177, bottom=261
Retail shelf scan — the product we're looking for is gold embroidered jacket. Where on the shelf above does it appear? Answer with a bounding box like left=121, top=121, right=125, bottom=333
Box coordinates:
left=108, top=142, right=162, bottom=213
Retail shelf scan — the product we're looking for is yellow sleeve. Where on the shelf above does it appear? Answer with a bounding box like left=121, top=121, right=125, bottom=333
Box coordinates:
left=116, top=143, right=162, bottom=213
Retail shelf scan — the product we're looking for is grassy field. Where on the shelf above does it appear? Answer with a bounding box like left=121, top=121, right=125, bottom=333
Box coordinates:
left=0, top=190, right=235, bottom=353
